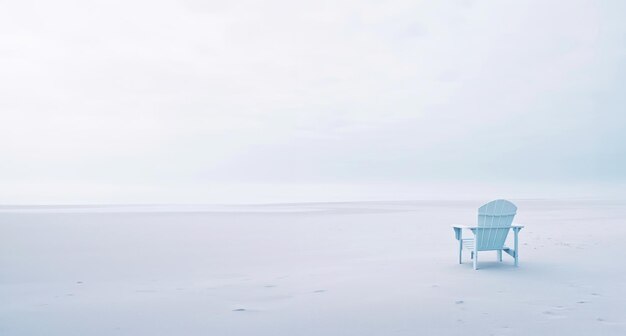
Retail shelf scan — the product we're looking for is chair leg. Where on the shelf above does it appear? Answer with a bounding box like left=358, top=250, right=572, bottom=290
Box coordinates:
left=471, top=251, right=474, bottom=260
left=514, top=228, right=519, bottom=267
left=497, top=250, right=502, bottom=262
left=459, top=241, right=463, bottom=264
left=473, top=251, right=478, bottom=270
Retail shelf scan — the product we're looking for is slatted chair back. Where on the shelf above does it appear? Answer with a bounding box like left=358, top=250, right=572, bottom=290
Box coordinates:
left=475, top=199, right=517, bottom=251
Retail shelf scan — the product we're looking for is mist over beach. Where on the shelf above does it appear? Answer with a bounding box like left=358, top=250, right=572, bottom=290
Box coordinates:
left=1, top=0, right=626, bottom=335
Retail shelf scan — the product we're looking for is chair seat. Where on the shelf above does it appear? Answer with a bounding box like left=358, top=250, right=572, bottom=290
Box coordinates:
left=462, top=238, right=510, bottom=251
left=461, top=238, right=474, bottom=250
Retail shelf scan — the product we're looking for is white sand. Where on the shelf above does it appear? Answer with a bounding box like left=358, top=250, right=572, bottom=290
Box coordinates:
left=1, top=200, right=625, bottom=335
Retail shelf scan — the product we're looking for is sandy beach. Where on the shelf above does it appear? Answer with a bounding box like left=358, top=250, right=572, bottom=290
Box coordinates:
left=2, top=199, right=625, bottom=335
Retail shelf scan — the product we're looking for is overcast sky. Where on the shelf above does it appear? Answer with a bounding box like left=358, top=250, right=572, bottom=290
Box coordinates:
left=1, top=0, right=625, bottom=203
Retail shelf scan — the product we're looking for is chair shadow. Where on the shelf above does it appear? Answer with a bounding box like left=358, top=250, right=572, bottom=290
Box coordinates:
left=457, top=257, right=557, bottom=277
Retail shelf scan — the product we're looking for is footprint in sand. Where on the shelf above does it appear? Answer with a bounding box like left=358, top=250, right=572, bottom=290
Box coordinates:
left=313, top=290, right=326, bottom=293
left=264, top=285, right=276, bottom=288
left=543, top=306, right=568, bottom=319
left=455, top=300, right=464, bottom=304
left=233, top=308, right=246, bottom=312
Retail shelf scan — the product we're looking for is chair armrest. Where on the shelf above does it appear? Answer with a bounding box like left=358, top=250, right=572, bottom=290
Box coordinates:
left=453, top=225, right=476, bottom=240
left=454, top=225, right=522, bottom=229
left=453, top=225, right=525, bottom=240
left=452, top=225, right=477, bottom=229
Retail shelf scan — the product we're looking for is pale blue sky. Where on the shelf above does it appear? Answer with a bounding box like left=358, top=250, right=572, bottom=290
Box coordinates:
left=1, top=0, right=625, bottom=203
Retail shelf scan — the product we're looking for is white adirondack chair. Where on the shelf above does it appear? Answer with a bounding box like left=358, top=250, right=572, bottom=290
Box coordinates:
left=453, top=199, right=524, bottom=270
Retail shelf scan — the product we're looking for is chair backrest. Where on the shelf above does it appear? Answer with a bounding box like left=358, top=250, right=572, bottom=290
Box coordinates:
left=475, top=199, right=517, bottom=251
